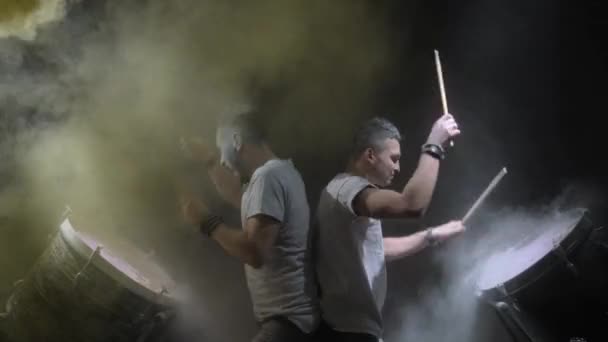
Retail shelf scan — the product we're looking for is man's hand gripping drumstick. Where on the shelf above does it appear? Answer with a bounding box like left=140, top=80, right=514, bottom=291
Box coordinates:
left=418, top=168, right=507, bottom=248
left=433, top=51, right=508, bottom=225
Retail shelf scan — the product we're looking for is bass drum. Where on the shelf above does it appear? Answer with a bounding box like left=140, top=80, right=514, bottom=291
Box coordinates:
left=1, top=216, right=177, bottom=342
left=475, top=208, right=608, bottom=342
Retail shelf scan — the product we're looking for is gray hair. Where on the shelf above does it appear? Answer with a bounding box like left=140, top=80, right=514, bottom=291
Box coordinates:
left=219, top=111, right=267, bottom=145
left=351, top=117, right=401, bottom=157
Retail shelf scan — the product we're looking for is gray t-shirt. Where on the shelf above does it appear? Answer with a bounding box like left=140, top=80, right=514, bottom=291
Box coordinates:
left=315, top=173, right=386, bottom=338
left=241, top=159, right=319, bottom=333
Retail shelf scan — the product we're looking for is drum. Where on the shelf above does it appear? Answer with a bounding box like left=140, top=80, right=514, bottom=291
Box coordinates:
left=0, top=216, right=177, bottom=342
left=475, top=208, right=608, bottom=342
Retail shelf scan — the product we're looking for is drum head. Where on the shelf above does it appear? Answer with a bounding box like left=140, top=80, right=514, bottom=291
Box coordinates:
left=60, top=217, right=176, bottom=306
left=475, top=208, right=588, bottom=293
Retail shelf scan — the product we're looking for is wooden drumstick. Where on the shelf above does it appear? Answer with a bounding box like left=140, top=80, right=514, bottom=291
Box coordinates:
left=434, top=49, right=454, bottom=147
left=462, top=167, right=508, bottom=225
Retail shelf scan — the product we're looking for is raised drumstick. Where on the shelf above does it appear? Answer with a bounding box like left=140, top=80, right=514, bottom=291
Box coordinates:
left=434, top=50, right=449, bottom=115
left=462, top=167, right=508, bottom=225
left=434, top=49, right=454, bottom=147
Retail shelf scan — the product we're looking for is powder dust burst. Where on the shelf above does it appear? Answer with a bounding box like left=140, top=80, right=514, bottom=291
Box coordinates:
left=0, top=0, right=67, bottom=40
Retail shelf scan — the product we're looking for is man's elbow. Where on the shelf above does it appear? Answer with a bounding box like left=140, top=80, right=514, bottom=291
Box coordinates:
left=394, top=184, right=436, bottom=216
left=373, top=204, right=426, bottom=219
left=247, top=258, right=263, bottom=269
left=405, top=206, right=427, bottom=218
left=244, top=249, right=265, bottom=269
left=393, top=198, right=427, bottom=218
left=400, top=193, right=430, bottom=218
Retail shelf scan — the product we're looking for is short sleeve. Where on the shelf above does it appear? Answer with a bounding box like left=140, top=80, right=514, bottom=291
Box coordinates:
left=244, top=172, right=285, bottom=223
left=335, top=176, right=374, bottom=215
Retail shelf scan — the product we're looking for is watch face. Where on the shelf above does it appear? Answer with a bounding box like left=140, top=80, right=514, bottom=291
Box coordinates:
left=425, top=228, right=435, bottom=245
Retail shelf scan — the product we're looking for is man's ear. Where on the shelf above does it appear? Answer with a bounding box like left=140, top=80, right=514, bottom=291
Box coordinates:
left=232, top=131, right=243, bottom=152
left=364, top=147, right=376, bottom=163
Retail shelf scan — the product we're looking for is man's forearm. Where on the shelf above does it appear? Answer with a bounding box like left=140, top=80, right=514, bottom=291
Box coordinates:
left=384, top=230, right=430, bottom=261
left=209, top=224, right=261, bottom=267
left=400, top=153, right=440, bottom=216
left=225, top=192, right=242, bottom=210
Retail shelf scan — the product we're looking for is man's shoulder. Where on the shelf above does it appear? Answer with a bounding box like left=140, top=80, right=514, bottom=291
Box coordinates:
left=250, top=159, right=302, bottom=187
left=325, top=173, right=371, bottom=194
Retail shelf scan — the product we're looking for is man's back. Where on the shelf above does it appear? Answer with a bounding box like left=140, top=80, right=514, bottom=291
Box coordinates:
left=241, top=159, right=319, bottom=333
left=315, top=173, right=386, bottom=338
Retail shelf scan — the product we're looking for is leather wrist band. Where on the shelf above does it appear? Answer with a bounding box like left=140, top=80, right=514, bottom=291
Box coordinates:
left=421, top=143, right=446, bottom=160
left=199, top=214, right=223, bottom=237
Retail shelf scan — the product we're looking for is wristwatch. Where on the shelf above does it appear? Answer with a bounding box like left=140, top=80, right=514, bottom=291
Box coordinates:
left=425, top=228, right=439, bottom=246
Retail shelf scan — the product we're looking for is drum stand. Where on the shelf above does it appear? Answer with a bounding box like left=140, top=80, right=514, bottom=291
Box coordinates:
left=489, top=222, right=608, bottom=342
left=135, top=309, right=176, bottom=342
left=132, top=287, right=176, bottom=342
left=481, top=280, right=550, bottom=342
left=491, top=299, right=550, bottom=342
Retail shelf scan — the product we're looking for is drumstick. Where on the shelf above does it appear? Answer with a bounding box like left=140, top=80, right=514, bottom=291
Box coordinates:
left=434, top=49, right=454, bottom=147
left=462, top=167, right=508, bottom=225
left=434, top=50, right=449, bottom=115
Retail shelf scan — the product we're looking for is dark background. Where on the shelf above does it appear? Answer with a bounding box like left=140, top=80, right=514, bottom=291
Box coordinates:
left=294, top=0, right=607, bottom=218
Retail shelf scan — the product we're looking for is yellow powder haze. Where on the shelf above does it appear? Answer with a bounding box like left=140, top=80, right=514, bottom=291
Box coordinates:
left=0, top=0, right=66, bottom=40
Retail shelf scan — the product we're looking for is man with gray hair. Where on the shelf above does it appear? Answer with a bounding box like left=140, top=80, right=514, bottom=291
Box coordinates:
left=180, top=112, right=319, bottom=342
left=315, top=114, right=465, bottom=342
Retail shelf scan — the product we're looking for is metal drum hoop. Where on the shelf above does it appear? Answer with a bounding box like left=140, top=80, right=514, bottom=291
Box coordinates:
left=59, top=217, right=175, bottom=307
left=477, top=209, right=593, bottom=303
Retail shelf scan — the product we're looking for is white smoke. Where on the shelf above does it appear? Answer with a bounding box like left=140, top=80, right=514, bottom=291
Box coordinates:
left=386, top=185, right=598, bottom=342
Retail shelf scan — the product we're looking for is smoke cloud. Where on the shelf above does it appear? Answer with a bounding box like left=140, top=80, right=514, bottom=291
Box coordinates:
left=1, top=0, right=397, bottom=340
left=384, top=184, right=600, bottom=342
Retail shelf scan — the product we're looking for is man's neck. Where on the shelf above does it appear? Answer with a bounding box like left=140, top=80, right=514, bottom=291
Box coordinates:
left=346, top=158, right=368, bottom=180
left=244, top=144, right=277, bottom=179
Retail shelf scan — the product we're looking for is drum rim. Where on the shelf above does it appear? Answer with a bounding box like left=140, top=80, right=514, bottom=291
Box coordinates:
left=59, top=217, right=176, bottom=307
left=477, top=208, right=592, bottom=301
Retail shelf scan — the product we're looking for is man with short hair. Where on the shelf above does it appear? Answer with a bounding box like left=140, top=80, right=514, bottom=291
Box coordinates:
left=315, top=114, right=464, bottom=342
left=181, top=113, right=319, bottom=342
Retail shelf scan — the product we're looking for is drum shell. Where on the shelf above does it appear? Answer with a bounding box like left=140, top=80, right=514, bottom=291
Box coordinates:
left=477, top=212, right=608, bottom=341
left=2, top=228, right=172, bottom=342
